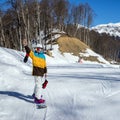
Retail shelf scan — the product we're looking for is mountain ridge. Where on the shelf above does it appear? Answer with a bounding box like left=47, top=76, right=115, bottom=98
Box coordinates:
left=91, top=22, right=120, bottom=37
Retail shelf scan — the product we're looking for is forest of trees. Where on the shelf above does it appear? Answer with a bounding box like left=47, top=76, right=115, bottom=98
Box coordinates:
left=0, top=0, right=120, bottom=62
left=0, top=0, right=94, bottom=50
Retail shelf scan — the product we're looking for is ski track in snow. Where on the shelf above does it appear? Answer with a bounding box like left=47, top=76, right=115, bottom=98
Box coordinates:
left=0, top=47, right=120, bottom=120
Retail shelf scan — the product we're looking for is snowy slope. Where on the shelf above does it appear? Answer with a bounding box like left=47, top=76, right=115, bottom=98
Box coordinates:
left=92, top=22, right=120, bottom=37
left=46, top=45, right=110, bottom=65
left=0, top=47, right=120, bottom=120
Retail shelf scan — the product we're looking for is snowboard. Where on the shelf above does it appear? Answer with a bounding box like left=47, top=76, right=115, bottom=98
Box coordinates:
left=36, top=104, right=47, bottom=109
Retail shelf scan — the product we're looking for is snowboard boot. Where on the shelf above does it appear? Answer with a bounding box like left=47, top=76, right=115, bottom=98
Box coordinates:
left=34, top=97, right=45, bottom=104
left=32, top=93, right=35, bottom=99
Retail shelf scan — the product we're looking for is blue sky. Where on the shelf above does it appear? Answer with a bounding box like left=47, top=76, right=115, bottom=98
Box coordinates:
left=0, top=0, right=120, bottom=27
left=69, top=0, right=120, bottom=26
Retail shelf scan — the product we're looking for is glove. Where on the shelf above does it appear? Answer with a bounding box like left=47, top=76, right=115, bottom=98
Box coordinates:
left=42, top=80, right=48, bottom=89
left=23, top=55, right=28, bottom=63
left=23, top=54, right=29, bottom=63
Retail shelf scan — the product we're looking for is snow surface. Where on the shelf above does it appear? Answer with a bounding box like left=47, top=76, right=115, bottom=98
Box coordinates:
left=0, top=46, right=120, bottom=120
left=91, top=22, right=120, bottom=37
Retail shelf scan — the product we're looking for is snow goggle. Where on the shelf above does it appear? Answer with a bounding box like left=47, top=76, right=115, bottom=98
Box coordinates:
left=36, top=47, right=43, bottom=51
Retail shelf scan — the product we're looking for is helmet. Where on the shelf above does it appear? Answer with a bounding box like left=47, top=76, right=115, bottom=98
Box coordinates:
left=32, top=44, right=36, bottom=48
left=36, top=44, right=43, bottom=48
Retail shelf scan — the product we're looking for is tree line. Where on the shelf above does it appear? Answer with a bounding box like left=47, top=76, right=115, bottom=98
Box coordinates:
left=0, top=0, right=120, bottom=62
left=0, top=0, right=95, bottom=50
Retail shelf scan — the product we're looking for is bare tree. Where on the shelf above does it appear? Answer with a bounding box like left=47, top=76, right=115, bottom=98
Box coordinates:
left=0, top=14, right=6, bottom=47
left=71, top=3, right=94, bottom=45
left=84, top=3, right=95, bottom=45
left=52, top=0, right=69, bottom=31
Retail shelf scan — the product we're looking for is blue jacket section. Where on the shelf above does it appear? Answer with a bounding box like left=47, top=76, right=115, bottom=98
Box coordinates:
left=34, top=51, right=46, bottom=60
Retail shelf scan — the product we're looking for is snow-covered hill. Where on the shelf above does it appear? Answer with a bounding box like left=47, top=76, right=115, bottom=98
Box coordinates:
left=0, top=46, right=120, bottom=120
left=92, top=22, right=120, bottom=37
left=46, top=44, right=110, bottom=65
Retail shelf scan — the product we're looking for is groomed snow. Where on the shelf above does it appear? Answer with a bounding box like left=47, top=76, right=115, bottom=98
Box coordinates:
left=0, top=46, right=120, bottom=120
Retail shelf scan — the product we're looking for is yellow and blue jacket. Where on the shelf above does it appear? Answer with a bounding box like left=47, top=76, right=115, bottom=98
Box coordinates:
left=25, top=46, right=47, bottom=76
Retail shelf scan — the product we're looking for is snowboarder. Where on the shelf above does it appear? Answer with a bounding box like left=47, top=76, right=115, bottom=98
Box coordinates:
left=23, top=39, right=48, bottom=104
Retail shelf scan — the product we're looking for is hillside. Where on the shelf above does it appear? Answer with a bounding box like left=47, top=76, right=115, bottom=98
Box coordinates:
left=57, top=36, right=89, bottom=56
left=46, top=35, right=109, bottom=64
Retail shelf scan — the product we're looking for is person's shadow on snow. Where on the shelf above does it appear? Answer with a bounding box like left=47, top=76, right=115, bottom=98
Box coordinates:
left=0, top=91, right=34, bottom=104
